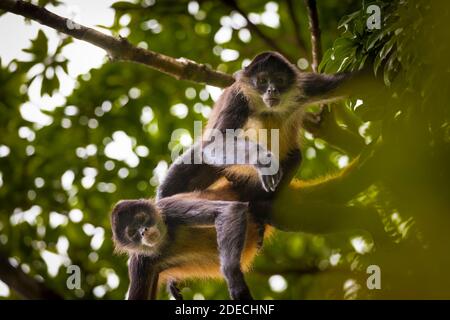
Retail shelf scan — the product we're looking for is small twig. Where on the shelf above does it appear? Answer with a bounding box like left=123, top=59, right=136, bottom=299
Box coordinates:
left=304, top=0, right=322, bottom=72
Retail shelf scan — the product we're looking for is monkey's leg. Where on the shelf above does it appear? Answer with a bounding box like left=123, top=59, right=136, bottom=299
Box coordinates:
left=157, top=144, right=221, bottom=200
left=158, top=198, right=235, bottom=226
left=167, top=280, right=183, bottom=300
left=128, top=254, right=158, bottom=300
left=215, top=202, right=253, bottom=300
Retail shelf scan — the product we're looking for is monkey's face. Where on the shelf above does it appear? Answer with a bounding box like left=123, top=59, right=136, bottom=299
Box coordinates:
left=243, top=52, right=297, bottom=109
left=111, top=199, right=167, bottom=254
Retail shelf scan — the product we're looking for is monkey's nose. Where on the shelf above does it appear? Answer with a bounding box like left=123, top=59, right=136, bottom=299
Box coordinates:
left=140, top=227, right=148, bottom=236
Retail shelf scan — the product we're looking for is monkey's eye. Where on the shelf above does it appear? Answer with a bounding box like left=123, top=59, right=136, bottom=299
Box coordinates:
left=257, top=76, right=268, bottom=86
left=274, top=76, right=286, bottom=87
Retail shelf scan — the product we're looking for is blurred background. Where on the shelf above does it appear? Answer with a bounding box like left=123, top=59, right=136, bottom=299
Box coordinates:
left=0, top=0, right=449, bottom=299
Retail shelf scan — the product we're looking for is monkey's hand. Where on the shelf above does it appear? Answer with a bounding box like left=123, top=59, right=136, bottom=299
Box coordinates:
left=256, top=152, right=283, bottom=193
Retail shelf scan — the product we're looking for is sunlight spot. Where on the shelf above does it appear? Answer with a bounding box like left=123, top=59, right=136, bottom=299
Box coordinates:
left=118, top=167, right=129, bottom=179
left=119, top=14, right=131, bottom=27
left=230, top=11, right=247, bottom=29
left=343, top=279, right=361, bottom=300
left=69, top=209, right=83, bottom=223
left=91, top=227, right=105, bottom=250
left=241, top=59, right=251, bottom=68
left=107, top=272, right=120, bottom=289
left=238, top=28, right=251, bottom=43
left=0, top=280, right=10, bottom=297
left=338, top=155, right=349, bottom=168
left=220, top=49, right=239, bottom=62
left=136, top=145, right=149, bottom=157
left=0, top=145, right=10, bottom=157
left=128, top=87, right=141, bottom=99
left=193, top=293, right=205, bottom=300
left=18, top=126, right=36, bottom=141
left=306, top=147, right=316, bottom=159
left=205, top=86, right=223, bottom=102
left=142, top=19, right=162, bottom=33
left=97, top=182, right=116, bottom=193
left=56, top=236, right=69, bottom=255
left=20, top=102, right=53, bottom=126
left=330, top=253, right=341, bottom=266
left=170, top=103, right=189, bottom=119
left=34, top=177, right=45, bottom=188
left=350, top=236, right=373, bottom=254
left=269, top=275, right=287, bottom=293
left=49, top=212, right=68, bottom=228
left=151, top=161, right=168, bottom=186
left=248, top=13, right=261, bottom=24
left=188, top=1, right=199, bottom=15
left=104, top=131, right=139, bottom=168
left=10, top=205, right=42, bottom=226
left=297, top=58, right=309, bottom=70
left=140, top=106, right=154, bottom=125
left=93, top=285, right=107, bottom=298
left=41, top=250, right=69, bottom=277
left=185, top=87, right=196, bottom=99
left=180, top=133, right=193, bottom=147
left=214, top=26, right=232, bottom=44
left=354, top=99, right=364, bottom=110
left=61, top=170, right=75, bottom=191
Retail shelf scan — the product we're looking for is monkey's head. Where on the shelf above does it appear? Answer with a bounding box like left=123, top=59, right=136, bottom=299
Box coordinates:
left=239, top=51, right=350, bottom=111
left=240, top=51, right=298, bottom=109
left=110, top=199, right=167, bottom=255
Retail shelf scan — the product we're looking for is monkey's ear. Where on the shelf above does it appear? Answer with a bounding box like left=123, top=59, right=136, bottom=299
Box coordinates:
left=298, top=72, right=352, bottom=105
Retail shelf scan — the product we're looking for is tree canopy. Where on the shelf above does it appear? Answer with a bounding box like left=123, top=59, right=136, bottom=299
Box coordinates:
left=0, top=0, right=449, bottom=299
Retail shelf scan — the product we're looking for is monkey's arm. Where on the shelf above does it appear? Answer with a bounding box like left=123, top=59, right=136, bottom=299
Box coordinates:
left=298, top=72, right=353, bottom=105
left=128, top=254, right=159, bottom=300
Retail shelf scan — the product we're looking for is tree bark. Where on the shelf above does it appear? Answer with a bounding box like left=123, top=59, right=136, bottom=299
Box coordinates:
left=0, top=254, right=62, bottom=299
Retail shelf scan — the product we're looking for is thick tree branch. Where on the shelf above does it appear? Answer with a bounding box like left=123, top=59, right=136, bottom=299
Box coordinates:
left=303, top=105, right=366, bottom=157
left=0, top=254, right=62, bottom=299
left=0, top=0, right=234, bottom=87
left=272, top=142, right=390, bottom=244
left=304, top=0, right=322, bottom=72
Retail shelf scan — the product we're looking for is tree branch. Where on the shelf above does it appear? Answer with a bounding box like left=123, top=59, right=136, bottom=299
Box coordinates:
left=304, top=0, right=322, bottom=72
left=0, top=254, right=62, bottom=299
left=272, top=142, right=390, bottom=244
left=220, top=0, right=294, bottom=61
left=0, top=0, right=234, bottom=88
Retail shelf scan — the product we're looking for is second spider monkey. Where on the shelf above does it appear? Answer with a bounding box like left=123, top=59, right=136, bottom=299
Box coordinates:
left=114, top=52, right=351, bottom=300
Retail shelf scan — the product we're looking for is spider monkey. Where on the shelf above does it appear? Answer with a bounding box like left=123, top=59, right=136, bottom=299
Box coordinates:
left=111, top=52, right=351, bottom=300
